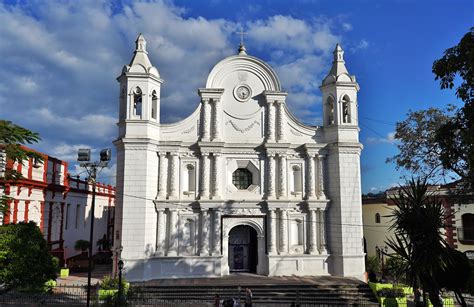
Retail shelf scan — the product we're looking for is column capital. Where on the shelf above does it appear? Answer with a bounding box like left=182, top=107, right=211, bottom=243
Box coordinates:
left=170, top=152, right=179, bottom=157
left=201, top=97, right=210, bottom=104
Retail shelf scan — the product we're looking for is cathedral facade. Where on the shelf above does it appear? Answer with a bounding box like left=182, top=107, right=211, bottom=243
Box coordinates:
left=114, top=34, right=365, bottom=281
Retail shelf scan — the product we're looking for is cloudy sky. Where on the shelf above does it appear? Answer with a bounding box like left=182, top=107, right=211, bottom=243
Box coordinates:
left=0, top=0, right=471, bottom=192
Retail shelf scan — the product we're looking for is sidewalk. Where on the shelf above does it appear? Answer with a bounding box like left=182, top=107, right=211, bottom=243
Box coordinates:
left=56, top=263, right=112, bottom=286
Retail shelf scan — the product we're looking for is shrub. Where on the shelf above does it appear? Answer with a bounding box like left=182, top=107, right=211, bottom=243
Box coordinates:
left=100, top=275, right=128, bottom=291
left=0, top=222, right=57, bottom=291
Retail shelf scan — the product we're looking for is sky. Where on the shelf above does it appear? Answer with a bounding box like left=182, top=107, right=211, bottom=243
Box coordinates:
left=0, top=0, right=472, bottom=193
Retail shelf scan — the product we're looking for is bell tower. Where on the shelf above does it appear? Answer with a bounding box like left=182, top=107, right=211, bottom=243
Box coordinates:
left=114, top=34, right=162, bottom=277
left=320, top=44, right=359, bottom=143
left=117, top=34, right=163, bottom=140
left=320, top=44, right=365, bottom=279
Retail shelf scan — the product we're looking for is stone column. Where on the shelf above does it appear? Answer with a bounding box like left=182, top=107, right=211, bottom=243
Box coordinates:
left=278, top=155, right=287, bottom=199
left=168, top=209, right=178, bottom=256
left=308, top=209, right=318, bottom=254
left=202, top=98, right=211, bottom=140
left=211, top=98, right=222, bottom=141
left=316, top=154, right=326, bottom=199
left=200, top=153, right=210, bottom=199
left=318, top=209, right=327, bottom=254
left=212, top=153, right=221, bottom=199
left=169, top=153, right=179, bottom=199
left=279, top=209, right=288, bottom=254
left=156, top=209, right=166, bottom=255
left=267, top=154, right=276, bottom=199
left=199, top=209, right=210, bottom=256
left=276, top=101, right=286, bottom=142
left=157, top=152, right=168, bottom=199
left=307, top=154, right=316, bottom=199
left=212, top=208, right=222, bottom=255
left=267, top=101, right=275, bottom=142
left=268, top=209, right=277, bottom=254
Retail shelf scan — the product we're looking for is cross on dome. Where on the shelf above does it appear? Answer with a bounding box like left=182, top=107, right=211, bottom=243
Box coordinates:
left=236, top=26, right=248, bottom=55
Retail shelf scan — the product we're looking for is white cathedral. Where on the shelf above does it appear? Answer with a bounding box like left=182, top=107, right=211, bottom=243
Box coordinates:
left=114, top=34, right=365, bottom=281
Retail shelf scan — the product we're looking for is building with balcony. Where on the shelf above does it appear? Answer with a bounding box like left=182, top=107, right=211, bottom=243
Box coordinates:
left=0, top=147, right=115, bottom=264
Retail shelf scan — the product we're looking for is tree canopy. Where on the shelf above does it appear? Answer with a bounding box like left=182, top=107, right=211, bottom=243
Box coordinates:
left=0, top=222, right=57, bottom=290
left=388, top=29, right=473, bottom=189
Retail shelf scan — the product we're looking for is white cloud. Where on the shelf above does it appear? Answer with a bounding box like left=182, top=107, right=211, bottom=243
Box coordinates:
left=350, top=39, right=369, bottom=53
left=342, top=23, right=353, bottom=31
left=0, top=1, right=350, bottom=179
left=366, top=131, right=396, bottom=144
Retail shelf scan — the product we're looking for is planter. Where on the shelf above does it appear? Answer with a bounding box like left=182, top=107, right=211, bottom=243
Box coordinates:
left=379, top=296, right=407, bottom=307
left=60, top=268, right=69, bottom=278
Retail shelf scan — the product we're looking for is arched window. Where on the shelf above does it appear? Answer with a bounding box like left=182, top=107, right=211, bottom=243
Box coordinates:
left=151, top=90, right=158, bottom=120
left=375, top=213, right=381, bottom=224
left=292, top=165, right=302, bottom=193
left=462, top=214, right=474, bottom=241
left=342, top=95, right=351, bottom=124
left=327, top=96, right=335, bottom=125
left=232, top=168, right=252, bottom=189
left=187, top=164, right=195, bottom=192
left=133, top=87, right=142, bottom=118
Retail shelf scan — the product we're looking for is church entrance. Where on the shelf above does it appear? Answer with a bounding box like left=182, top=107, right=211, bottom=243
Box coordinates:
left=228, top=225, right=258, bottom=273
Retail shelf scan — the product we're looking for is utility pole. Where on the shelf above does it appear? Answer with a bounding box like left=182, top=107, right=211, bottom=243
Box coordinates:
left=77, top=148, right=111, bottom=307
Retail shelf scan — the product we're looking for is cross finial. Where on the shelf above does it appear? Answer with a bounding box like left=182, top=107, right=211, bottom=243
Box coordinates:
left=236, top=26, right=248, bottom=55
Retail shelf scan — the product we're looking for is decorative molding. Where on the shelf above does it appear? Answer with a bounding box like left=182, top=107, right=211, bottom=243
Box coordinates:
left=181, top=126, right=195, bottom=135
left=226, top=120, right=260, bottom=133
left=290, top=129, right=303, bottom=137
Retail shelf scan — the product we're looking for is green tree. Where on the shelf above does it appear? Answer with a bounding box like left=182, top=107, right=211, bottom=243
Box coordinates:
left=388, top=29, right=473, bottom=189
left=386, top=177, right=451, bottom=307
left=0, top=120, right=42, bottom=214
left=0, top=221, right=57, bottom=291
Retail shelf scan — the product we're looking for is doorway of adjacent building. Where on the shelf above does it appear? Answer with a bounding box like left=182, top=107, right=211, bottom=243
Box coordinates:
left=228, top=225, right=258, bottom=273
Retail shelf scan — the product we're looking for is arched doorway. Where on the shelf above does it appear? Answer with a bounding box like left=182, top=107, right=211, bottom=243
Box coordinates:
left=228, top=225, right=258, bottom=273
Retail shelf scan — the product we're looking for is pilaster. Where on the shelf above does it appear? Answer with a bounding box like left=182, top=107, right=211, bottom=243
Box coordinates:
left=157, top=152, right=168, bottom=199
left=202, top=98, right=211, bottom=141
left=211, top=98, right=222, bottom=141
left=308, top=209, right=318, bottom=254
left=268, top=209, right=277, bottom=255
left=199, top=208, right=210, bottom=256
left=211, top=153, right=221, bottom=199
left=267, top=154, right=276, bottom=199
left=279, top=209, right=288, bottom=254
left=278, top=154, right=287, bottom=199
left=276, top=101, right=286, bottom=142
left=307, top=154, right=316, bottom=199
left=155, top=207, right=166, bottom=256
left=317, top=154, right=326, bottom=199
left=200, top=153, right=210, bottom=199
left=318, top=208, right=327, bottom=254
left=212, top=208, right=222, bottom=255
left=167, top=209, right=178, bottom=256
left=169, top=153, right=179, bottom=199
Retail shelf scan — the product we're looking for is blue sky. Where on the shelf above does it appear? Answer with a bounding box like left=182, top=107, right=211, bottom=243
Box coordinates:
left=0, top=0, right=472, bottom=192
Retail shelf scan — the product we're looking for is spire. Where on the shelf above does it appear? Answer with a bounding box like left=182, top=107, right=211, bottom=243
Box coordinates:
left=125, top=33, right=160, bottom=78
left=135, top=33, right=148, bottom=54
left=323, top=43, right=350, bottom=83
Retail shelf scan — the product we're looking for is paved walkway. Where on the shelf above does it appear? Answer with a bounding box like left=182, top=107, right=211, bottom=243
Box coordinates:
left=56, top=263, right=112, bottom=286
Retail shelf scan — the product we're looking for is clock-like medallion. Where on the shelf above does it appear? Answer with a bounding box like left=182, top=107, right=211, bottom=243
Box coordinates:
left=233, top=84, right=252, bottom=102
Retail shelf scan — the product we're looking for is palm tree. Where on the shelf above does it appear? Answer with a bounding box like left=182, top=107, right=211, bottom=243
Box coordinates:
left=386, top=177, right=450, bottom=307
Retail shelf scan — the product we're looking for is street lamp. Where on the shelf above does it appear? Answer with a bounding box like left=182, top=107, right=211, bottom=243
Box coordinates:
left=77, top=148, right=111, bottom=307
left=118, top=260, right=124, bottom=304
left=376, top=245, right=388, bottom=281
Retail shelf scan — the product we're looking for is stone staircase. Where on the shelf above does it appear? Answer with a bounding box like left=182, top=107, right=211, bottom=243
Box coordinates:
left=130, top=275, right=379, bottom=306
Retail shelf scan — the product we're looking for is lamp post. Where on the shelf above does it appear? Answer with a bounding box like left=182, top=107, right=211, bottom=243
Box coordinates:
left=376, top=245, right=388, bottom=281
left=77, top=148, right=111, bottom=307
left=118, top=260, right=124, bottom=304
